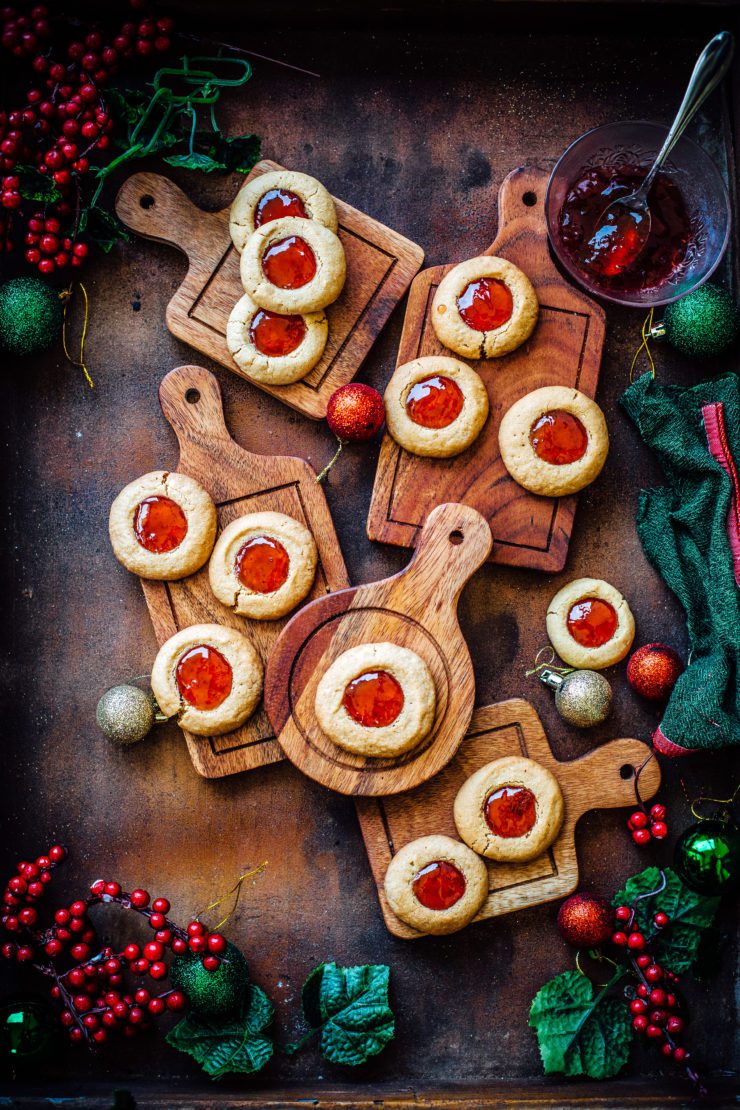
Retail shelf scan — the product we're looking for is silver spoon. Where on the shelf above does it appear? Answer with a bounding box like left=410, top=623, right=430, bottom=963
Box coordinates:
left=581, top=30, right=735, bottom=278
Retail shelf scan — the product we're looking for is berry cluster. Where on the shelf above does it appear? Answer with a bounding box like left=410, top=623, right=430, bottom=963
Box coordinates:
left=610, top=903, right=694, bottom=1075
left=0, top=1, right=174, bottom=273
left=0, top=847, right=228, bottom=1051
left=628, top=803, right=668, bottom=847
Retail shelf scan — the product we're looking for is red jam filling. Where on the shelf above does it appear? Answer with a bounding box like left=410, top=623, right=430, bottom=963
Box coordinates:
left=342, top=670, right=404, bottom=728
left=566, top=597, right=618, bottom=647
left=262, top=235, right=316, bottom=289
left=412, top=860, right=467, bottom=911
left=176, top=645, right=233, bottom=711
left=235, top=535, right=290, bottom=594
left=457, top=277, right=514, bottom=332
left=133, top=495, right=187, bottom=554
left=484, top=786, right=537, bottom=838
left=530, top=410, right=588, bottom=465
left=406, top=375, right=464, bottom=429
left=558, top=165, right=691, bottom=292
left=249, top=309, right=306, bottom=357
left=254, top=188, right=308, bottom=227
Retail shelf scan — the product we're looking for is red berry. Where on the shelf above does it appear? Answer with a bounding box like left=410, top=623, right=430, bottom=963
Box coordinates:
left=21, top=863, right=39, bottom=880
left=666, top=993, right=677, bottom=1009
left=8, top=877, right=27, bottom=895
left=130, top=889, right=150, bottom=908
left=650, top=804, right=667, bottom=821
left=16, top=945, right=33, bottom=961
left=171, top=937, right=187, bottom=955
left=113, top=1000, right=129, bottom=1019
left=69, top=917, right=86, bottom=934
left=148, top=996, right=166, bottom=1014
left=166, top=990, right=186, bottom=1012
left=149, top=961, right=167, bottom=980
left=18, top=907, right=37, bottom=927
left=1, top=943, right=17, bottom=959
left=73, top=994, right=92, bottom=1013
left=674, top=1046, right=688, bottom=1063
left=104, top=881, right=121, bottom=897
left=82, top=1013, right=99, bottom=1030
left=148, top=912, right=166, bottom=930
left=645, top=965, right=663, bottom=983
left=666, top=1015, right=684, bottom=1035
left=35, top=855, right=50, bottom=869
left=67, top=968, right=86, bottom=988
left=138, top=18, right=156, bottom=37
left=188, top=934, right=207, bottom=953
left=632, top=1015, right=648, bottom=1033
left=632, top=829, right=652, bottom=846
left=661, top=1042, right=674, bottom=1058
left=69, top=900, right=87, bottom=918
left=186, top=920, right=204, bottom=937
left=646, top=1024, right=664, bottom=1040
left=611, top=931, right=627, bottom=947
left=128, top=1006, right=144, bottom=1025
left=45, top=939, right=63, bottom=957
left=202, top=955, right=220, bottom=972
left=628, top=811, right=648, bottom=830
left=651, top=821, right=668, bottom=840
left=614, top=906, right=631, bottom=922
left=70, top=943, right=91, bottom=961
left=90, top=879, right=105, bottom=896
left=151, top=897, right=170, bottom=914
left=92, top=1028, right=107, bottom=1044
left=637, top=983, right=649, bottom=998
left=649, top=1009, right=667, bottom=1026
left=207, top=932, right=227, bottom=954
left=155, top=928, right=172, bottom=946
left=132, top=957, right=149, bottom=975
left=627, top=932, right=645, bottom=950
left=2, top=916, right=19, bottom=932
left=26, top=881, right=44, bottom=899
left=105, top=958, right=121, bottom=975
left=154, top=35, right=170, bottom=52
left=134, top=988, right=151, bottom=1004
left=654, top=912, right=669, bottom=928
left=144, top=941, right=164, bottom=961
left=39, top=870, right=52, bottom=885
left=156, top=16, right=174, bottom=33
left=636, top=953, right=652, bottom=969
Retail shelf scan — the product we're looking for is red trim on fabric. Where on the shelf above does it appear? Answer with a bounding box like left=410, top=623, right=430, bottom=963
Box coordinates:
left=702, top=401, right=740, bottom=587
left=652, top=725, right=692, bottom=757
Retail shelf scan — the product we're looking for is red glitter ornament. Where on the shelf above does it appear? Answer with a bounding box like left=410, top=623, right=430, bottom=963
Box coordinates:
left=627, top=643, right=684, bottom=702
left=326, top=383, right=385, bottom=442
left=556, top=892, right=613, bottom=948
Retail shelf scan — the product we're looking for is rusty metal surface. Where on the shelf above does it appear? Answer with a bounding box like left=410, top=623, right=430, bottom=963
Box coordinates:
left=1, top=6, right=738, bottom=1096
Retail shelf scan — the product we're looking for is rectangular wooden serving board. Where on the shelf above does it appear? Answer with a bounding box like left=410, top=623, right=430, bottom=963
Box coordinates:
left=115, top=161, right=425, bottom=421
left=367, top=166, right=607, bottom=572
left=142, top=364, right=349, bottom=779
left=355, top=698, right=660, bottom=938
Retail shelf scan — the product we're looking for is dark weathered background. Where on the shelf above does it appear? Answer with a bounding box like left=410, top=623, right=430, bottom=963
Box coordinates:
left=1, top=2, right=738, bottom=1104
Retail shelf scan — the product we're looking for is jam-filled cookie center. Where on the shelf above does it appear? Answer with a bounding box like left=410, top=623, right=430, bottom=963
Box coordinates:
left=254, top=187, right=308, bottom=228
left=567, top=597, right=618, bottom=647
left=133, top=495, right=188, bottom=554
left=412, top=860, right=467, bottom=911
left=457, top=277, right=514, bottom=332
left=342, top=670, right=405, bottom=728
left=529, top=409, right=588, bottom=466
left=262, top=235, right=317, bottom=289
left=176, top=645, right=233, bottom=711
left=406, top=375, right=464, bottom=429
left=249, top=309, right=307, bottom=357
left=484, top=785, right=537, bottom=838
left=235, top=535, right=290, bottom=594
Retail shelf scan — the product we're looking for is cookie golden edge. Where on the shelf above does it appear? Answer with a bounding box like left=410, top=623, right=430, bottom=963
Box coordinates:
left=108, top=470, right=217, bottom=581
left=226, top=293, right=328, bottom=385
left=546, top=577, right=635, bottom=669
left=453, top=755, right=564, bottom=863
left=384, top=834, right=489, bottom=935
left=431, top=255, right=539, bottom=359
left=239, top=216, right=346, bottom=314
left=150, top=622, right=263, bottom=737
left=498, top=385, right=609, bottom=497
left=384, top=355, right=489, bottom=458
left=208, top=510, right=318, bottom=620
left=314, top=641, right=436, bottom=757
left=229, top=169, right=338, bottom=253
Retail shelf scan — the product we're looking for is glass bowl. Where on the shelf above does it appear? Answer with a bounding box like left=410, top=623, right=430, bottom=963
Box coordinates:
left=545, top=120, right=731, bottom=308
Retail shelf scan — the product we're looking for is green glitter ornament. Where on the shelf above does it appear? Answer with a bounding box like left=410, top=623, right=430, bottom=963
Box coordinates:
left=170, top=942, right=250, bottom=1019
left=0, top=277, right=63, bottom=358
left=674, top=817, right=740, bottom=895
left=650, top=283, right=739, bottom=359
left=0, top=998, right=58, bottom=1074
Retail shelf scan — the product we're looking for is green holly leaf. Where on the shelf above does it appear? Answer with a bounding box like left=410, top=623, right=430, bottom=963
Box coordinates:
left=166, top=983, right=274, bottom=1080
left=529, top=970, right=632, bottom=1080
left=14, top=164, right=61, bottom=203
left=290, top=962, right=395, bottom=1067
left=211, top=133, right=261, bottom=174
left=79, top=205, right=130, bottom=253
left=163, top=150, right=229, bottom=173
left=613, top=867, right=719, bottom=974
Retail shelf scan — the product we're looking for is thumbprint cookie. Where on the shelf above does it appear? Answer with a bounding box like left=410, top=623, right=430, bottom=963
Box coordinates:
left=432, top=255, right=538, bottom=359
left=240, top=216, right=346, bottom=315
left=384, top=834, right=489, bottom=935
left=230, top=169, right=338, bottom=253
left=384, top=355, right=489, bottom=458
left=547, top=577, right=635, bottom=670
left=226, top=293, right=328, bottom=385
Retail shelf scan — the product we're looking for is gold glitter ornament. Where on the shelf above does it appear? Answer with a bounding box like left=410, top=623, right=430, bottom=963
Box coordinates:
left=96, top=684, right=156, bottom=744
left=539, top=667, right=612, bottom=728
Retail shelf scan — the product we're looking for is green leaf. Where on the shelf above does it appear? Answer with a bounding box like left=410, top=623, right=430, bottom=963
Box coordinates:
left=80, top=205, right=130, bottom=253
left=212, top=133, right=261, bottom=174
left=163, top=150, right=228, bottom=173
left=529, top=970, right=632, bottom=1080
left=293, top=962, right=395, bottom=1067
left=166, top=983, right=274, bottom=1080
left=613, top=867, right=719, bottom=974
left=14, top=164, right=61, bottom=203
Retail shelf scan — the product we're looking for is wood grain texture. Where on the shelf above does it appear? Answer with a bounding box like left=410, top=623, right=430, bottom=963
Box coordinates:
left=356, top=698, right=660, bottom=937
left=367, top=166, right=607, bottom=572
left=115, top=161, right=424, bottom=421
left=139, top=364, right=349, bottom=778
left=264, top=502, right=492, bottom=794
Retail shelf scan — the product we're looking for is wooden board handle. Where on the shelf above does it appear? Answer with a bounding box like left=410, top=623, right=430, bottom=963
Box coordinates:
left=483, top=165, right=553, bottom=270
left=159, top=364, right=233, bottom=458
left=559, top=739, right=661, bottom=821
left=115, top=171, right=213, bottom=249
left=401, top=503, right=492, bottom=602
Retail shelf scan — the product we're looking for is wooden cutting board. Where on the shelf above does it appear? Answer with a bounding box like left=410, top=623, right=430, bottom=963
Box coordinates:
left=355, top=698, right=660, bottom=937
left=115, top=161, right=424, bottom=421
left=367, top=166, right=607, bottom=572
left=264, top=503, right=492, bottom=796
left=140, top=364, right=349, bottom=779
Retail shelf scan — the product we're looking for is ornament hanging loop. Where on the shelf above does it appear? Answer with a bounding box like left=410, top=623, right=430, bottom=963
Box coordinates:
left=629, top=308, right=657, bottom=383
left=690, top=783, right=740, bottom=823
left=61, top=282, right=94, bottom=389
left=525, top=646, right=573, bottom=678
left=196, top=862, right=267, bottom=932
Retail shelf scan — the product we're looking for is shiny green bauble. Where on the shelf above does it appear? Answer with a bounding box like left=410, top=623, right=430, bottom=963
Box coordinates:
left=0, top=277, right=62, bottom=357
left=674, top=818, right=740, bottom=896
left=0, top=998, right=57, bottom=1073
left=659, top=284, right=739, bottom=359
left=170, top=942, right=249, bottom=1019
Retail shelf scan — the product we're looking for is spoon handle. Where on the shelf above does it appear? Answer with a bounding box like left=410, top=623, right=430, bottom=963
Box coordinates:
left=643, top=30, right=735, bottom=194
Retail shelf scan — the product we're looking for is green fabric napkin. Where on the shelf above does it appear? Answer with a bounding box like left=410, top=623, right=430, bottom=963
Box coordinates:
left=620, top=371, right=740, bottom=755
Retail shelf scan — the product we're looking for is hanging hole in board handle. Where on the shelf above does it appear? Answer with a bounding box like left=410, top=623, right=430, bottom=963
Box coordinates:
left=449, top=529, right=464, bottom=545
left=185, top=389, right=200, bottom=404
left=522, top=191, right=537, bottom=207
left=139, top=194, right=155, bottom=210
left=620, top=763, right=635, bottom=780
